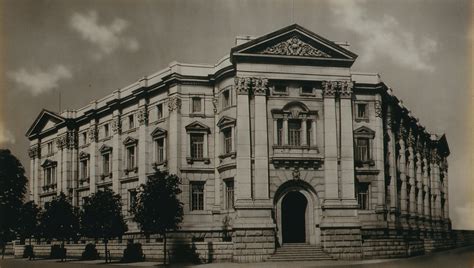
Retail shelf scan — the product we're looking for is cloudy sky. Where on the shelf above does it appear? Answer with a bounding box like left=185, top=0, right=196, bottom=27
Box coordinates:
left=1, top=0, right=472, bottom=229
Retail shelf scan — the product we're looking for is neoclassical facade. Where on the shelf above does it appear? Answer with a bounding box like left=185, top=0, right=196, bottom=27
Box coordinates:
left=26, top=24, right=452, bottom=261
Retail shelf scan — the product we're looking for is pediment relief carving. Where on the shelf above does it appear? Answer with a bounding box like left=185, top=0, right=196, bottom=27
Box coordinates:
left=259, top=35, right=331, bottom=58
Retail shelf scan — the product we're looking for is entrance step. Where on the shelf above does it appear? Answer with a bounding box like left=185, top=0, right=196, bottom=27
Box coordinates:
left=267, top=244, right=334, bottom=262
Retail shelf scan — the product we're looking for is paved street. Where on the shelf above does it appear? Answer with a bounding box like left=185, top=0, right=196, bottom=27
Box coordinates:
left=1, top=246, right=474, bottom=268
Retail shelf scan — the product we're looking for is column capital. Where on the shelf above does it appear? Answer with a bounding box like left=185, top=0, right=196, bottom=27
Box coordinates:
left=235, top=76, right=251, bottom=95
left=252, top=77, right=268, bottom=96
left=55, top=135, right=68, bottom=150
left=322, top=80, right=338, bottom=97
left=111, top=116, right=122, bottom=135
left=28, top=145, right=40, bottom=159
left=168, top=96, right=182, bottom=112
left=338, top=80, right=353, bottom=98
left=66, top=131, right=77, bottom=150
left=374, top=100, right=382, bottom=118
left=88, top=124, right=98, bottom=143
left=138, top=106, right=148, bottom=126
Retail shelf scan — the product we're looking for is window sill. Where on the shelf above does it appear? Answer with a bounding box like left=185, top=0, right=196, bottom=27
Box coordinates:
left=189, top=210, right=210, bottom=215
left=41, top=184, right=57, bottom=192
left=355, top=160, right=375, bottom=168
left=122, top=128, right=137, bottom=135
left=78, top=178, right=90, bottom=186
left=300, top=92, right=316, bottom=97
left=124, top=167, right=138, bottom=175
left=152, top=161, right=167, bottom=169
left=189, top=113, right=206, bottom=118
left=272, top=92, right=289, bottom=96
left=187, top=157, right=210, bottom=164
left=219, top=152, right=236, bottom=160
left=98, top=136, right=112, bottom=143
left=100, top=173, right=112, bottom=180
left=355, top=118, right=370, bottom=123
left=273, top=145, right=319, bottom=151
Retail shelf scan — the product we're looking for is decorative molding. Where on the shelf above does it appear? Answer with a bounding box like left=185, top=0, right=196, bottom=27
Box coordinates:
left=56, top=135, right=67, bottom=150
left=322, top=81, right=338, bottom=97
left=354, top=126, right=376, bottom=139
left=398, top=120, right=406, bottom=140
left=123, top=136, right=138, bottom=146
left=234, top=77, right=251, bottom=95
left=217, top=116, right=236, bottom=128
left=150, top=127, right=167, bottom=138
left=79, top=151, right=90, bottom=160
left=292, top=167, right=301, bottom=180
left=168, top=96, right=182, bottom=112
left=374, top=100, right=382, bottom=118
left=98, top=144, right=112, bottom=154
left=252, top=77, right=268, bottom=96
left=185, top=121, right=211, bottom=133
left=66, top=131, right=77, bottom=149
left=111, top=116, right=122, bottom=134
left=212, top=97, right=218, bottom=113
left=260, top=36, right=331, bottom=58
left=41, top=159, right=57, bottom=168
left=137, top=106, right=148, bottom=126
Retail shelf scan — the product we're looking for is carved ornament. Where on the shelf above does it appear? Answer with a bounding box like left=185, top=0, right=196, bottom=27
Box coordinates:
left=88, top=125, right=98, bottom=143
left=235, top=77, right=251, bottom=95
left=168, top=96, right=182, bottom=112
left=338, top=80, right=353, bottom=98
left=137, top=106, right=148, bottom=126
left=322, top=81, right=338, bottom=97
left=111, top=117, right=122, bottom=134
left=252, top=77, right=268, bottom=96
left=260, top=36, right=331, bottom=58
left=375, top=100, right=382, bottom=118
left=28, top=145, right=40, bottom=159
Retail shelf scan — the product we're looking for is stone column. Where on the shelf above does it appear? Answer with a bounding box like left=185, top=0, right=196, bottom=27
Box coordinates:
left=416, top=140, right=423, bottom=223
left=167, top=91, right=182, bottom=175
left=407, top=130, right=417, bottom=224
left=213, top=95, right=220, bottom=210
left=253, top=77, right=269, bottom=200
left=88, top=123, right=98, bottom=193
left=422, top=145, right=431, bottom=223
left=273, top=119, right=278, bottom=145
left=374, top=97, right=385, bottom=214
left=322, top=81, right=339, bottom=201
left=28, top=146, right=40, bottom=203
left=111, top=112, right=122, bottom=194
left=433, top=150, right=441, bottom=222
left=235, top=77, right=252, bottom=201
left=443, top=160, right=449, bottom=220
left=398, top=122, right=408, bottom=220
left=311, top=120, right=317, bottom=147
left=283, top=116, right=288, bottom=146
left=301, top=117, right=307, bottom=146
left=339, top=81, right=356, bottom=201
left=137, top=103, right=149, bottom=185
left=386, top=106, right=398, bottom=221
left=56, top=139, right=63, bottom=195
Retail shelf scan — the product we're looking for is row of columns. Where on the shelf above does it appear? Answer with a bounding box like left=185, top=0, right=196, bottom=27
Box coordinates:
left=272, top=117, right=317, bottom=146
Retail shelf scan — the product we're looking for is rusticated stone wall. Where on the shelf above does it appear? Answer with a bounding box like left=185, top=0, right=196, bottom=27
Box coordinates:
left=321, top=228, right=362, bottom=259
left=232, top=229, right=275, bottom=262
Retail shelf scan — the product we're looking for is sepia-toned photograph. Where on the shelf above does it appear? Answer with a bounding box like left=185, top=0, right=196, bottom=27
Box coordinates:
left=0, top=0, right=473, bottom=267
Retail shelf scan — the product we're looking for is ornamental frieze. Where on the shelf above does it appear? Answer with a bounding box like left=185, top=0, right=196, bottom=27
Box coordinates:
left=168, top=96, right=182, bottom=112
left=322, top=81, right=338, bottom=97
left=260, top=36, right=331, bottom=58
left=137, top=106, right=148, bottom=126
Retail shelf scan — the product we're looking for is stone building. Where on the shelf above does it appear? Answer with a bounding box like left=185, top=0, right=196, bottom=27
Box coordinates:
left=26, top=24, right=452, bottom=261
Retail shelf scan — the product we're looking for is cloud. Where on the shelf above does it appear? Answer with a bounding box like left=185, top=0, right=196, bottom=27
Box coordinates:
left=329, top=0, right=437, bottom=72
left=0, top=128, right=16, bottom=145
left=8, top=65, right=72, bottom=96
left=70, top=11, right=139, bottom=59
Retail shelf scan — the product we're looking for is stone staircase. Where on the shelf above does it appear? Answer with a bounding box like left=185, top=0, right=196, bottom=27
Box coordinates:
left=267, top=243, right=334, bottom=262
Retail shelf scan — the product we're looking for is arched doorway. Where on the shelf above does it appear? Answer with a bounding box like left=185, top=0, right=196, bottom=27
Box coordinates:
left=282, top=191, right=307, bottom=243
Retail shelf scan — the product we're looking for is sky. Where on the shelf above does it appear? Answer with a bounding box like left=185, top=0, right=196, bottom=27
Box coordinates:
left=1, top=0, right=472, bottom=229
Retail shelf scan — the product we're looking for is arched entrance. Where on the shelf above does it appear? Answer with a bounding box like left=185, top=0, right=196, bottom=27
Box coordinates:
left=282, top=191, right=307, bottom=243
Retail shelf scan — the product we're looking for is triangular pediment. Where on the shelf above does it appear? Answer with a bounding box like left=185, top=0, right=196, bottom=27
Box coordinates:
left=98, top=144, right=112, bottom=153
left=354, top=126, right=375, bottom=138
left=185, top=121, right=210, bottom=133
left=79, top=151, right=90, bottom=160
left=217, top=116, right=236, bottom=128
left=123, top=136, right=138, bottom=145
left=150, top=127, right=167, bottom=137
left=41, top=159, right=57, bottom=167
left=231, top=24, right=357, bottom=67
left=26, top=109, right=66, bottom=139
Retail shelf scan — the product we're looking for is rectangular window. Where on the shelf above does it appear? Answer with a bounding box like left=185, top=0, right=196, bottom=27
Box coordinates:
left=355, top=138, right=370, bottom=162
left=223, top=128, right=232, bottom=154
left=222, top=90, right=230, bottom=108
left=155, top=138, right=165, bottom=163
left=306, top=120, right=312, bottom=146
left=129, top=190, right=137, bottom=211
left=157, top=103, right=163, bottom=119
left=80, top=160, right=88, bottom=180
left=102, top=153, right=110, bottom=176
left=45, top=167, right=52, bottom=185
left=82, top=132, right=87, bottom=145
left=273, top=84, right=287, bottom=93
left=357, top=103, right=368, bottom=119
left=357, top=182, right=370, bottom=210
left=190, top=134, right=204, bottom=159
left=225, top=180, right=234, bottom=209
left=276, top=119, right=283, bottom=145
left=190, top=182, right=204, bottom=211
left=47, top=142, right=53, bottom=155
left=288, top=119, right=301, bottom=146
left=192, top=97, right=202, bottom=113
left=302, top=85, right=313, bottom=94
left=127, top=146, right=136, bottom=169
left=129, top=114, right=135, bottom=129
left=104, top=124, right=109, bottom=138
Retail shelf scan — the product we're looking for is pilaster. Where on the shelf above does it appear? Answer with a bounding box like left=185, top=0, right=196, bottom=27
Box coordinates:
left=407, top=129, right=417, bottom=227
left=137, top=102, right=149, bottom=185
left=398, top=121, right=408, bottom=227
left=253, top=77, right=269, bottom=200
left=167, top=90, right=182, bottom=175
left=88, top=123, right=98, bottom=193
left=339, top=81, right=356, bottom=202
left=322, top=81, right=339, bottom=202
left=386, top=106, right=398, bottom=222
left=111, top=112, right=122, bottom=194
left=415, top=139, right=423, bottom=228
left=374, top=96, right=386, bottom=216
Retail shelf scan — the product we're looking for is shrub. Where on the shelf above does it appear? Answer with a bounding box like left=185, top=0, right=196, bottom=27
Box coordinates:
left=121, top=242, right=144, bottom=263
left=49, top=244, right=66, bottom=259
left=171, top=243, right=201, bottom=264
left=81, top=243, right=100, bottom=260
left=23, top=245, right=35, bottom=259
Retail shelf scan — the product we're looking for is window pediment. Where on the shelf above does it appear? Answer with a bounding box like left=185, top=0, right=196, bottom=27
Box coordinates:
left=217, top=116, right=236, bottom=128
left=354, top=126, right=375, bottom=139
left=151, top=127, right=167, bottom=138
left=99, top=144, right=112, bottom=153
left=123, top=136, right=138, bottom=146
left=79, top=151, right=90, bottom=160
left=185, top=121, right=210, bottom=133
left=41, top=159, right=57, bottom=168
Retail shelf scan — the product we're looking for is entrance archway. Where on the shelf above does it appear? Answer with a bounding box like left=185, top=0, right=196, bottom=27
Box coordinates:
left=282, top=191, right=307, bottom=243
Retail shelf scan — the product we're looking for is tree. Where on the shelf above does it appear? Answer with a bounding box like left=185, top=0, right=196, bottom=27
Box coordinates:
left=0, top=149, right=27, bottom=259
left=38, top=192, right=79, bottom=261
left=131, top=170, right=183, bottom=265
left=17, top=201, right=40, bottom=245
left=80, top=188, right=127, bottom=263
